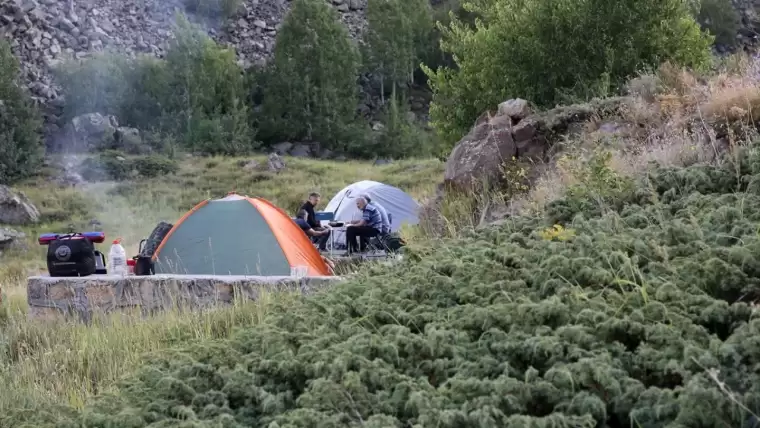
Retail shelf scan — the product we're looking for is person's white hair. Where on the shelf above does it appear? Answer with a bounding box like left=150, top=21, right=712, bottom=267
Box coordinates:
left=355, top=196, right=367, bottom=204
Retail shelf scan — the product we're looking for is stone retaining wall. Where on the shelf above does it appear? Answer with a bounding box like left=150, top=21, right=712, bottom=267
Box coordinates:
left=27, top=274, right=343, bottom=323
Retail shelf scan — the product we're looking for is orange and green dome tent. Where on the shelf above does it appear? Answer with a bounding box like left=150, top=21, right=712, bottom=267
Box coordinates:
left=152, top=193, right=330, bottom=276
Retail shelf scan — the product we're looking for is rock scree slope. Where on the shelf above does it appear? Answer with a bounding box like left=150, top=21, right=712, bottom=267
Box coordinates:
left=0, top=0, right=367, bottom=127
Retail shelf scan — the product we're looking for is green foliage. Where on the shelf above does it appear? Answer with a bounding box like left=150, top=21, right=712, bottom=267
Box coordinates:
left=360, top=89, right=437, bottom=158
left=0, top=37, right=44, bottom=185
left=257, top=0, right=360, bottom=152
left=162, top=16, right=254, bottom=154
left=551, top=149, right=636, bottom=222
left=80, top=151, right=178, bottom=181
left=55, top=14, right=255, bottom=156
left=363, top=0, right=433, bottom=95
left=694, top=0, right=741, bottom=48
left=131, top=154, right=181, bottom=178
left=424, top=0, right=715, bottom=147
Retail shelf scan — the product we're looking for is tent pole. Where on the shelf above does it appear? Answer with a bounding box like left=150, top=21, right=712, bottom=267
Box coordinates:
left=333, top=190, right=351, bottom=218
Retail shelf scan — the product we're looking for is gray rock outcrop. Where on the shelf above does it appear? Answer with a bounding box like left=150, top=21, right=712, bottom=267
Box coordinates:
left=0, top=185, right=41, bottom=225
left=0, top=0, right=369, bottom=129
left=443, top=97, right=630, bottom=191
left=0, top=227, right=26, bottom=256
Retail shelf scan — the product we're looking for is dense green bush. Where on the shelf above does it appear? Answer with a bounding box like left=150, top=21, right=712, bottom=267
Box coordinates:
left=55, top=15, right=255, bottom=156
left=19, top=142, right=760, bottom=426
left=131, top=154, right=181, bottom=178
left=0, top=37, right=44, bottom=185
left=423, top=0, right=715, bottom=146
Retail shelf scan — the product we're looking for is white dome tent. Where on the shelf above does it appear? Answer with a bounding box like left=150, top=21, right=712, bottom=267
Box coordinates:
left=323, top=180, right=419, bottom=249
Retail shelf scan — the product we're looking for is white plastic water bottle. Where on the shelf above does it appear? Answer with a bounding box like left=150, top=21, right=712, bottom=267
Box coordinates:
left=108, top=238, right=128, bottom=276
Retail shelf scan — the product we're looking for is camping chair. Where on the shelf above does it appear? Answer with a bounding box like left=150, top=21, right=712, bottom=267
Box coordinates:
left=367, top=212, right=399, bottom=253
left=367, top=232, right=406, bottom=254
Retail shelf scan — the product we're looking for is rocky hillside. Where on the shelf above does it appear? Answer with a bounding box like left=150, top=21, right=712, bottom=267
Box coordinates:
left=0, top=0, right=368, bottom=128
left=3, top=0, right=759, bottom=135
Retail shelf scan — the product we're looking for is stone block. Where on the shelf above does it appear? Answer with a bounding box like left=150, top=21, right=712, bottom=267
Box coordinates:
left=27, top=274, right=343, bottom=323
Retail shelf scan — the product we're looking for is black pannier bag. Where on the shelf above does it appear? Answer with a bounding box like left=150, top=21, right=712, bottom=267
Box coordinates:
left=380, top=233, right=406, bottom=252
left=47, top=233, right=97, bottom=277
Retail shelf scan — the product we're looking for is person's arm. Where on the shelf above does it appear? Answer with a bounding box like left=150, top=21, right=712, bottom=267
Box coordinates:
left=351, top=210, right=369, bottom=227
left=305, top=227, right=319, bottom=237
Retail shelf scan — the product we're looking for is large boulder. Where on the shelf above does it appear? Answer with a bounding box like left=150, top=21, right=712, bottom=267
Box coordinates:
left=0, top=227, right=26, bottom=256
left=59, top=112, right=118, bottom=152
left=267, top=152, right=286, bottom=173
left=444, top=113, right=517, bottom=190
left=444, top=96, right=630, bottom=191
left=0, top=185, right=40, bottom=225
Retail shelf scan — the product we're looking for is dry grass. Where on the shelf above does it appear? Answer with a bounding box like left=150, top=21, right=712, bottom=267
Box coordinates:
left=508, top=53, right=760, bottom=216
left=0, top=278, right=290, bottom=419
left=0, top=154, right=443, bottom=420
left=0, top=278, right=296, bottom=424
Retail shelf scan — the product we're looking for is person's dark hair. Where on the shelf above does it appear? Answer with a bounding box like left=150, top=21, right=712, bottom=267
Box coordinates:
left=309, top=192, right=321, bottom=198
left=297, top=209, right=308, bottom=218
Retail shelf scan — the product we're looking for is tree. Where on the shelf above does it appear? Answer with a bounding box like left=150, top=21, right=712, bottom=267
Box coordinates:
left=162, top=14, right=254, bottom=154
left=258, top=0, right=361, bottom=151
left=694, top=0, right=740, bottom=48
left=363, top=0, right=433, bottom=100
left=368, top=87, right=436, bottom=158
left=0, top=37, right=44, bottom=184
left=423, top=0, right=714, bottom=147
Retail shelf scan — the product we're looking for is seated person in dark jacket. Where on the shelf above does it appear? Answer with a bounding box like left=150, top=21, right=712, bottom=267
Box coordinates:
left=345, top=197, right=383, bottom=254
left=295, top=209, right=330, bottom=251
left=300, top=192, right=326, bottom=231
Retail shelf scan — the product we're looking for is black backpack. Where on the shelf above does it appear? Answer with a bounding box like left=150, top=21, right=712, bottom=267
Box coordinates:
left=380, top=233, right=406, bottom=252
left=47, top=233, right=97, bottom=277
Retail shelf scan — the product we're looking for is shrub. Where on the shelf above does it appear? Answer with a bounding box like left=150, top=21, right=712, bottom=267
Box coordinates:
left=132, top=155, right=180, bottom=178
left=423, top=0, right=715, bottom=147
left=54, top=53, right=134, bottom=123
left=0, top=37, right=44, bottom=185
